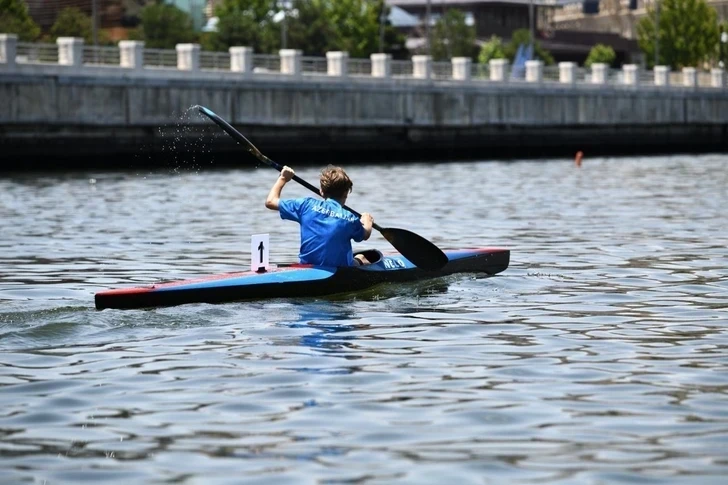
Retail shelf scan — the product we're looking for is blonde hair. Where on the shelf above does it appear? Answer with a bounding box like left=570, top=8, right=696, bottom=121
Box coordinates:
left=319, top=165, right=353, bottom=200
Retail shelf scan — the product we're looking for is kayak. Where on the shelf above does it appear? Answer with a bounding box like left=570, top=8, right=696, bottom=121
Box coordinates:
left=94, top=247, right=510, bottom=310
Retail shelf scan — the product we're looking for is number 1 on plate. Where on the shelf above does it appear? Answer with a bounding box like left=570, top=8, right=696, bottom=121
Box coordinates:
left=251, top=234, right=270, bottom=273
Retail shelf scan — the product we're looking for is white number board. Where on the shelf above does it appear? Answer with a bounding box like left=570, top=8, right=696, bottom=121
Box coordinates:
left=251, top=234, right=270, bottom=273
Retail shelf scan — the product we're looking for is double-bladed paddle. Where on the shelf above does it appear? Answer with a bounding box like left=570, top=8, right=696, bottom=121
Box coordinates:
left=197, top=105, right=448, bottom=271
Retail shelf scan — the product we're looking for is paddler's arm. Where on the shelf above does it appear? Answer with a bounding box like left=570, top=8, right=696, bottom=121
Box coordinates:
left=360, top=213, right=373, bottom=240
left=265, top=166, right=295, bottom=210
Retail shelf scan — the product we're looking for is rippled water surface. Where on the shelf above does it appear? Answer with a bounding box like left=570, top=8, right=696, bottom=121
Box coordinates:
left=1, top=154, right=727, bottom=484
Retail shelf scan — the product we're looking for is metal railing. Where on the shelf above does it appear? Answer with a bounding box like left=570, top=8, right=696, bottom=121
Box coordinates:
left=302, top=56, right=327, bottom=75
left=16, top=42, right=58, bottom=64
left=199, top=51, right=230, bottom=71
left=83, top=45, right=120, bottom=65
left=3, top=40, right=725, bottom=90
left=252, top=54, right=280, bottom=73
left=143, top=48, right=177, bottom=68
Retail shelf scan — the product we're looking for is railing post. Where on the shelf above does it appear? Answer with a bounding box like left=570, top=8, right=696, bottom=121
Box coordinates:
left=176, top=43, right=200, bottom=71
left=682, top=67, right=697, bottom=88
left=119, top=40, right=144, bottom=70
left=57, top=37, right=84, bottom=67
left=623, top=64, right=639, bottom=85
left=452, top=57, right=471, bottom=81
left=279, top=49, right=302, bottom=76
left=326, top=51, right=348, bottom=77
left=0, top=34, right=18, bottom=71
left=412, top=55, right=432, bottom=79
left=230, top=46, right=253, bottom=74
left=559, top=62, right=576, bottom=84
left=489, top=59, right=508, bottom=82
left=711, top=68, right=725, bottom=88
left=525, top=60, right=543, bottom=83
left=654, top=65, right=670, bottom=86
left=370, top=53, right=391, bottom=78
left=591, top=63, right=607, bottom=84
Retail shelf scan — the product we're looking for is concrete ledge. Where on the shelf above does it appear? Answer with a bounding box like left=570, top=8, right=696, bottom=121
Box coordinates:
left=1, top=71, right=727, bottom=166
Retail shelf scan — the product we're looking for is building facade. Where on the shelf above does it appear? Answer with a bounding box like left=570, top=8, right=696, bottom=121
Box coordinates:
left=387, top=0, right=640, bottom=64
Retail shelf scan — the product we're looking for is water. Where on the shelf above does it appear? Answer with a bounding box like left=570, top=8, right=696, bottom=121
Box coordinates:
left=1, top=154, right=727, bottom=484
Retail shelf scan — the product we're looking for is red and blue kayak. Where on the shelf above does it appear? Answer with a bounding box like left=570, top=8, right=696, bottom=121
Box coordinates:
left=94, top=247, right=510, bottom=310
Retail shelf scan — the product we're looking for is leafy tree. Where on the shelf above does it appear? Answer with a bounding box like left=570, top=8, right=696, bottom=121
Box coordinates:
left=317, top=0, right=391, bottom=58
left=279, top=0, right=406, bottom=58
left=585, top=43, right=616, bottom=67
left=137, top=0, right=197, bottom=49
left=283, top=0, right=337, bottom=56
left=504, top=28, right=554, bottom=65
left=637, top=0, right=719, bottom=69
left=478, top=35, right=506, bottom=64
left=431, top=9, right=476, bottom=61
left=201, top=0, right=278, bottom=52
left=49, top=7, right=109, bottom=44
left=0, top=0, right=41, bottom=41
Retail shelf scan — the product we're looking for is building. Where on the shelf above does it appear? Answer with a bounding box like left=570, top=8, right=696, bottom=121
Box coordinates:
left=386, top=0, right=640, bottom=64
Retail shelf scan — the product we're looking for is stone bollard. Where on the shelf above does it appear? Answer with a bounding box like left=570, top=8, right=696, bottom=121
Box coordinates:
left=280, top=49, right=302, bottom=76
left=230, top=46, right=253, bottom=74
left=370, top=53, right=391, bottom=78
left=591, top=63, right=607, bottom=84
left=57, top=37, right=84, bottom=67
left=559, top=62, right=576, bottom=84
left=489, top=59, right=508, bottom=82
left=176, top=43, right=200, bottom=71
left=119, top=40, right=144, bottom=70
left=525, top=60, right=543, bottom=83
left=452, top=57, right=471, bottom=81
left=0, top=33, right=18, bottom=70
left=622, top=64, right=639, bottom=85
left=326, top=51, right=348, bottom=77
left=654, top=65, right=670, bottom=86
left=412, top=55, right=432, bottom=79
left=711, top=68, right=725, bottom=88
left=682, top=67, right=697, bottom=88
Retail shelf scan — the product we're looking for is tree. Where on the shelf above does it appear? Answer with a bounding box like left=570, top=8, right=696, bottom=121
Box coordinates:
left=637, top=0, right=719, bottom=69
left=281, top=0, right=405, bottom=58
left=431, top=9, right=476, bottom=61
left=322, top=0, right=392, bottom=58
left=504, top=28, right=554, bottom=65
left=201, top=0, right=278, bottom=52
left=50, top=8, right=97, bottom=44
left=137, top=0, right=197, bottom=49
left=478, top=35, right=506, bottom=64
left=0, top=0, right=41, bottom=41
left=585, top=44, right=616, bottom=67
left=283, top=0, right=337, bottom=56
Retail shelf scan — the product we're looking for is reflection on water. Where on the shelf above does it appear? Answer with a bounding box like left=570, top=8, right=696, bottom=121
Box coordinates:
left=0, top=154, right=727, bottom=484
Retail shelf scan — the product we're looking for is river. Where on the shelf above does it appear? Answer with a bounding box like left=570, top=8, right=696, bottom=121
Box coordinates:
left=1, top=153, right=726, bottom=484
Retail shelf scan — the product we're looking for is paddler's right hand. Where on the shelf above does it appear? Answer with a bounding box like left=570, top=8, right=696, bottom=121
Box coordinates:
left=280, top=166, right=295, bottom=182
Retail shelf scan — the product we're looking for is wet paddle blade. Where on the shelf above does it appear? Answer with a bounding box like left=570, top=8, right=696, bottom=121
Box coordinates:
left=380, top=228, right=448, bottom=271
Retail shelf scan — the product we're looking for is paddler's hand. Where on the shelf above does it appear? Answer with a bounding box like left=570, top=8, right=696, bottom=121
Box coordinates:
left=280, top=166, right=295, bottom=182
left=360, top=213, right=373, bottom=241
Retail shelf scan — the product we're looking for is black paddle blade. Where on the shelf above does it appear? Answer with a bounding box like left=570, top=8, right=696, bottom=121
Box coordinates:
left=380, top=228, right=448, bottom=271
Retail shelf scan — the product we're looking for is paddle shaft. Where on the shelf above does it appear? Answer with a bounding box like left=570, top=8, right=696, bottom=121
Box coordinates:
left=199, top=106, right=383, bottom=231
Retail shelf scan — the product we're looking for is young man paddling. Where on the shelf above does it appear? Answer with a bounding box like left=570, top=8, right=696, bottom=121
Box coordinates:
left=265, top=165, right=374, bottom=267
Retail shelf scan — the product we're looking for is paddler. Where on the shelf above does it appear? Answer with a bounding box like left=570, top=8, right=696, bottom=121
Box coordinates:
left=265, top=165, right=374, bottom=266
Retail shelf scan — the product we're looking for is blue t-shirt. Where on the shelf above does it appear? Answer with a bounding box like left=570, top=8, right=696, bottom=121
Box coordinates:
left=278, top=197, right=365, bottom=267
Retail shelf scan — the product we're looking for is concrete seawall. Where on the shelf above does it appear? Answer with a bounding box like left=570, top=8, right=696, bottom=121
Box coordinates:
left=2, top=72, right=728, bottom=168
